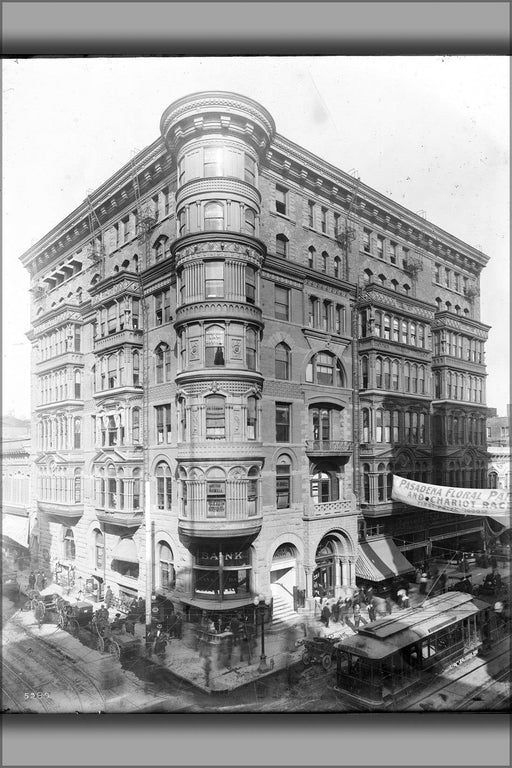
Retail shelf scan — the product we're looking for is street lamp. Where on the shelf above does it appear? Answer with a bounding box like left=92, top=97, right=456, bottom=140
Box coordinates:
left=253, top=593, right=270, bottom=673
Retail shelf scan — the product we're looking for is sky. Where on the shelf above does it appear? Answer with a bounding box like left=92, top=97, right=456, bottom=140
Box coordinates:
left=2, top=56, right=509, bottom=419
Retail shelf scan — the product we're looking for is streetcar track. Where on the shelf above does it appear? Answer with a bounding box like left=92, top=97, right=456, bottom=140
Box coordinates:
left=2, top=657, right=53, bottom=713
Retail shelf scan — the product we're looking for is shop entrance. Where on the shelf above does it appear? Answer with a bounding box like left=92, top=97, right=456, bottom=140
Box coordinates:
left=270, top=543, right=298, bottom=613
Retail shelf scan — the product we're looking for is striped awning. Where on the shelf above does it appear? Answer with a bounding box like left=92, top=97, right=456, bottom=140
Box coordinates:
left=2, top=514, right=29, bottom=548
left=111, top=537, right=138, bottom=563
left=356, top=536, right=415, bottom=582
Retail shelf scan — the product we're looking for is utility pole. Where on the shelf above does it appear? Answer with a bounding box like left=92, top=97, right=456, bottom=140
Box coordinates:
left=130, top=156, right=157, bottom=645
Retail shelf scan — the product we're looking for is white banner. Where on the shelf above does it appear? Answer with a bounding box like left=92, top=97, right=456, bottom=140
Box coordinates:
left=392, top=476, right=511, bottom=526
left=2, top=514, right=30, bottom=547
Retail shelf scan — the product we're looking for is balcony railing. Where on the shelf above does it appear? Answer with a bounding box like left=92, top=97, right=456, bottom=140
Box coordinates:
left=304, top=498, right=354, bottom=519
left=95, top=508, right=144, bottom=529
left=94, top=328, right=143, bottom=352
left=305, top=440, right=353, bottom=456
left=37, top=501, right=84, bottom=519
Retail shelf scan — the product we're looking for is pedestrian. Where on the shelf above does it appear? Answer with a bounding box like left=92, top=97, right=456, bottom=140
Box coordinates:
left=367, top=602, right=376, bottom=622
left=385, top=597, right=393, bottom=615
left=494, top=600, right=505, bottom=628
left=321, top=602, right=331, bottom=628
left=353, top=603, right=362, bottom=628
left=28, top=571, right=36, bottom=590
left=125, top=618, right=135, bottom=636
left=419, top=572, right=428, bottom=595
left=397, top=588, right=407, bottom=609
left=332, top=599, right=340, bottom=623
left=365, top=586, right=374, bottom=605
left=105, top=586, right=113, bottom=609
left=230, top=614, right=242, bottom=646
left=174, top=612, right=183, bottom=640
left=41, top=573, right=47, bottom=590
left=35, top=571, right=44, bottom=590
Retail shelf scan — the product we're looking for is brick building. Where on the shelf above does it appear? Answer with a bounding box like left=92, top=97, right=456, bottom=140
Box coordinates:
left=19, top=92, right=492, bottom=621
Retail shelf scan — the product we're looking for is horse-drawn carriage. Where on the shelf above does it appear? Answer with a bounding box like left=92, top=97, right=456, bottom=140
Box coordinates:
left=56, top=601, right=141, bottom=661
left=300, top=636, right=338, bottom=670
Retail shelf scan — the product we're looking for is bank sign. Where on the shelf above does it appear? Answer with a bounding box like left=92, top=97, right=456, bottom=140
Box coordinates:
left=392, top=476, right=511, bottom=526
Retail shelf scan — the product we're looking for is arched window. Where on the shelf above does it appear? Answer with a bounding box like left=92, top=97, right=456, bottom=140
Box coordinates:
left=133, top=468, right=141, bottom=510
left=204, top=202, right=224, bottom=230
left=63, top=527, right=76, bottom=560
left=404, top=362, right=410, bottom=392
left=375, top=358, right=382, bottom=388
left=308, top=296, right=318, bottom=327
left=73, top=418, right=81, bottom=449
left=311, top=468, right=338, bottom=504
left=132, top=407, right=141, bottom=443
left=383, top=358, right=391, bottom=389
left=154, top=236, right=169, bottom=261
left=403, top=283, right=411, bottom=295
left=205, top=395, right=225, bottom=439
left=133, top=351, right=140, bottom=385
left=378, top=273, right=386, bottom=286
left=156, top=462, right=172, bottom=511
left=308, top=246, right=315, bottom=269
left=246, top=327, right=257, bottom=371
left=275, top=342, right=290, bottom=380
left=93, top=529, right=104, bottom=570
left=74, top=370, right=81, bottom=399
left=205, top=325, right=225, bottom=367
left=321, top=251, right=328, bottom=273
left=155, top=343, right=171, bottom=383
left=392, top=360, right=399, bottom=390
left=306, top=352, right=344, bottom=386
left=376, top=409, right=383, bottom=442
left=391, top=279, right=398, bottom=291
left=411, top=363, right=418, bottom=393
left=334, top=256, right=341, bottom=278
left=276, top=234, right=288, bottom=258
left=361, top=408, right=370, bottom=442
left=363, top=268, right=373, bottom=283
left=276, top=455, right=292, bottom=509
left=158, top=542, right=175, bottom=590
left=377, top=463, right=386, bottom=501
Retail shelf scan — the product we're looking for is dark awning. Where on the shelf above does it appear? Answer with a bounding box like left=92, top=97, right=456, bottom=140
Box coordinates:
left=356, top=536, right=415, bottom=582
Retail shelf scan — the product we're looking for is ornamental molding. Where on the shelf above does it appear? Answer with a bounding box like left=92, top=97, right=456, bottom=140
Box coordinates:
left=175, top=301, right=263, bottom=325
left=260, top=270, right=303, bottom=290
left=177, top=442, right=265, bottom=459
left=358, top=289, right=435, bottom=320
left=176, top=177, right=261, bottom=208
left=33, top=309, right=83, bottom=335
left=176, top=239, right=264, bottom=261
left=91, top=279, right=141, bottom=305
left=304, top=279, right=352, bottom=299
left=431, top=316, right=489, bottom=339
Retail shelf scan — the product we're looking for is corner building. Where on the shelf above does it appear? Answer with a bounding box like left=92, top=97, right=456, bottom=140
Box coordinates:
left=21, top=92, right=491, bottom=622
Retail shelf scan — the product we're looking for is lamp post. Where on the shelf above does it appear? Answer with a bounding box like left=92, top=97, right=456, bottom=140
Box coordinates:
left=253, top=593, right=270, bottom=673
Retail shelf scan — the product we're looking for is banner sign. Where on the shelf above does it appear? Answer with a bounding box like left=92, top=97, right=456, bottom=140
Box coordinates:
left=392, top=476, right=511, bottom=526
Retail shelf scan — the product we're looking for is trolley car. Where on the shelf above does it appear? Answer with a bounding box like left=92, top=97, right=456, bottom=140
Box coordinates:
left=334, top=591, right=494, bottom=710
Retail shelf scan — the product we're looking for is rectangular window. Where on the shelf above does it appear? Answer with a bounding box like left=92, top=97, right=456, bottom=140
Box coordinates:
left=204, top=147, right=223, bottom=177
left=434, top=263, right=440, bottom=283
left=155, top=404, right=172, bottom=444
left=121, top=216, right=130, bottom=243
left=275, top=403, right=291, bottom=442
left=363, top=228, right=371, bottom=253
left=162, top=187, right=170, bottom=216
left=308, top=201, right=315, bottom=228
left=244, top=154, right=256, bottom=185
left=321, top=207, right=327, bottom=233
left=274, top=285, right=290, bottom=321
left=389, top=242, right=397, bottom=264
left=245, top=266, right=256, bottom=304
left=154, top=289, right=171, bottom=325
left=377, top=235, right=384, bottom=259
left=206, top=397, right=225, bottom=439
left=152, top=195, right=160, bottom=221
left=205, top=261, right=224, bottom=298
left=276, top=466, right=291, bottom=509
left=445, top=267, right=450, bottom=287
left=206, top=481, right=226, bottom=517
left=275, top=185, right=288, bottom=215
left=454, top=272, right=460, bottom=292
left=334, top=213, right=341, bottom=238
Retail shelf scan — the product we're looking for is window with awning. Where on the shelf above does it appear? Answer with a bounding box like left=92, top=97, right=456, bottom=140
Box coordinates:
left=356, top=536, right=414, bottom=582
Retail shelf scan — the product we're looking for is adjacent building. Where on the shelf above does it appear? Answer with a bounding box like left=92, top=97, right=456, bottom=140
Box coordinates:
left=19, top=91, right=493, bottom=622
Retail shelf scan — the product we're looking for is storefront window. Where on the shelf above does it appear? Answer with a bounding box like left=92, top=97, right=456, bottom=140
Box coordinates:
left=193, top=545, right=251, bottom=600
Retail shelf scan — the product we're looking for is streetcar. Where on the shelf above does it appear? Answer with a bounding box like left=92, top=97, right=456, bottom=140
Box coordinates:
left=334, top=591, right=495, bottom=710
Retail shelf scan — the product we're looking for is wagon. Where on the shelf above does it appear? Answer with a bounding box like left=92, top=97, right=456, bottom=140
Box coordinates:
left=301, top=636, right=338, bottom=671
left=106, top=627, right=142, bottom=661
left=57, top=600, right=94, bottom=636
left=3, top=572, right=21, bottom=602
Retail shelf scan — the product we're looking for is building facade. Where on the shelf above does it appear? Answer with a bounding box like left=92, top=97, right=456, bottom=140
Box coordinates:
left=1, top=416, right=34, bottom=567
left=20, top=92, right=492, bottom=620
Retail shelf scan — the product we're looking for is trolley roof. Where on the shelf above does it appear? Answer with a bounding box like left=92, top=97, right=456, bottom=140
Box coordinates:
left=336, top=591, right=488, bottom=660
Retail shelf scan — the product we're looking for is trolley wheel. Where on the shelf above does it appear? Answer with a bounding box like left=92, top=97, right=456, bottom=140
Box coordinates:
left=109, top=641, right=120, bottom=661
left=321, top=653, right=333, bottom=671
left=96, top=635, right=105, bottom=654
left=302, top=650, right=312, bottom=666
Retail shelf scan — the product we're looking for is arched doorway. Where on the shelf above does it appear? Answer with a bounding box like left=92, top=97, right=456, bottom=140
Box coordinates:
left=270, top=543, right=299, bottom=618
left=313, top=534, right=351, bottom=599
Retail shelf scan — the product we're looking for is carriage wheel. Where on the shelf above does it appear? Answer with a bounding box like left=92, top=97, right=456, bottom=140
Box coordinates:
left=69, top=619, right=80, bottom=637
left=57, top=614, right=66, bottom=630
left=95, top=635, right=105, bottom=653
left=321, top=653, right=333, bottom=671
left=109, top=641, right=120, bottom=661
left=302, top=650, right=312, bottom=666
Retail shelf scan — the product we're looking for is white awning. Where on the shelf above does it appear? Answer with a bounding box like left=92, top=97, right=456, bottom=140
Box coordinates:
left=356, top=536, right=415, bottom=582
left=111, top=537, right=138, bottom=563
left=2, top=514, right=29, bottom=548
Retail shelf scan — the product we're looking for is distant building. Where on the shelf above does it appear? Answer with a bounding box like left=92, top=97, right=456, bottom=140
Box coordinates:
left=487, top=406, right=511, bottom=491
left=19, top=92, right=493, bottom=621
left=1, top=416, right=34, bottom=567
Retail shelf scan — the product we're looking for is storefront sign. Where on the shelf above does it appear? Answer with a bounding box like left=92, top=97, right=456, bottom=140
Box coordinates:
left=392, top=476, right=511, bottom=526
left=196, top=548, right=249, bottom=566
